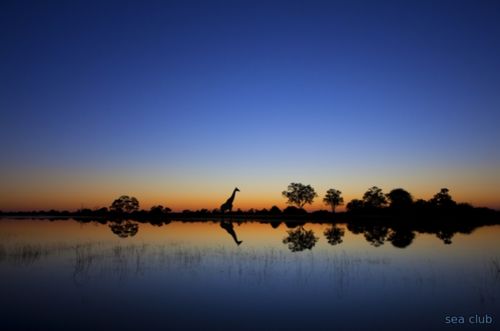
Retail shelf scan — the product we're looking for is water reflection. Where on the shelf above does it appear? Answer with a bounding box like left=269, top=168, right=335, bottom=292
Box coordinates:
left=324, top=225, right=345, bottom=246
left=343, top=221, right=477, bottom=248
left=109, top=220, right=139, bottom=238
left=220, top=220, right=243, bottom=245
left=4, top=244, right=49, bottom=265
left=0, top=215, right=492, bottom=253
left=282, top=226, right=318, bottom=252
left=0, top=218, right=499, bottom=331
left=59, top=217, right=500, bottom=249
left=73, top=243, right=95, bottom=285
left=436, top=229, right=454, bottom=244
left=270, top=220, right=281, bottom=229
left=387, top=228, right=415, bottom=248
left=492, top=259, right=500, bottom=281
left=347, top=224, right=389, bottom=247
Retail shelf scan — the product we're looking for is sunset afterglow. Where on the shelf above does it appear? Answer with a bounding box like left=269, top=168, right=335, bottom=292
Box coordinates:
left=1, top=1, right=499, bottom=212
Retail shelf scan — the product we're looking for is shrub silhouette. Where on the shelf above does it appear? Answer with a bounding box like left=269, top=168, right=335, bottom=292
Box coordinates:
left=283, top=206, right=308, bottom=215
left=149, top=205, right=171, bottom=218
left=269, top=205, right=282, bottom=215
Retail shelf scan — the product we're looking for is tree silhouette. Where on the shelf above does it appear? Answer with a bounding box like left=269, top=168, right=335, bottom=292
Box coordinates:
left=150, top=205, right=171, bottom=216
left=386, top=188, right=413, bottom=209
left=110, top=195, right=139, bottom=214
left=283, top=206, right=308, bottom=215
left=430, top=188, right=456, bottom=208
left=282, top=183, right=317, bottom=209
left=324, top=225, right=345, bottom=245
left=362, top=186, right=387, bottom=208
left=269, top=205, right=282, bottom=215
left=346, top=199, right=364, bottom=212
left=282, top=226, right=318, bottom=252
left=323, top=189, right=344, bottom=213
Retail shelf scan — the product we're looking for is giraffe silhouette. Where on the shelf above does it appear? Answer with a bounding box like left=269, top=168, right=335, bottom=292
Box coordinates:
left=220, top=220, right=243, bottom=245
left=220, top=187, right=240, bottom=213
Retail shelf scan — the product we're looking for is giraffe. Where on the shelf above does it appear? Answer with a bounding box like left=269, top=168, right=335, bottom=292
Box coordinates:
left=220, top=187, right=240, bottom=213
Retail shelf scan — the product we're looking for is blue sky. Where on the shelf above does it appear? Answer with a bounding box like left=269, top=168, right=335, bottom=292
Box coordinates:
left=1, top=0, right=500, bottom=210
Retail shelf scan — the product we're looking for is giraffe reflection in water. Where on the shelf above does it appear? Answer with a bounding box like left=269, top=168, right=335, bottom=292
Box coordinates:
left=220, top=220, right=243, bottom=246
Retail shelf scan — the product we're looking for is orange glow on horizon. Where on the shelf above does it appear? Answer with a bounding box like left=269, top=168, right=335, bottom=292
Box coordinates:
left=1, top=190, right=499, bottom=212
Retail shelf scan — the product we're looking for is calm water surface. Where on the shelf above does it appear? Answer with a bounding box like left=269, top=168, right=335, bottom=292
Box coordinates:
left=0, top=218, right=498, bottom=330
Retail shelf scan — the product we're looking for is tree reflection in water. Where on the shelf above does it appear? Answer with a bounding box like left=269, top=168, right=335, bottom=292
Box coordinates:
left=363, top=225, right=389, bottom=247
left=324, top=225, right=345, bottom=246
left=283, top=226, right=318, bottom=252
left=436, top=229, right=454, bottom=244
left=387, top=228, right=415, bottom=248
left=109, top=221, right=139, bottom=238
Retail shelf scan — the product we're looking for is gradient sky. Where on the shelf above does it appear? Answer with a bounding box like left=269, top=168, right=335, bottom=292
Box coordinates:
left=1, top=0, right=500, bottom=211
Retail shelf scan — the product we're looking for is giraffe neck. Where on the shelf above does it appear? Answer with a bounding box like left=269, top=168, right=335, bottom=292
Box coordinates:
left=228, top=189, right=237, bottom=203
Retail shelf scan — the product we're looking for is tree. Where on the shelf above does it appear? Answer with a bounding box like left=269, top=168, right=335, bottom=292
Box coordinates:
left=110, top=195, right=140, bottom=214
left=362, top=186, right=387, bottom=208
left=430, top=188, right=456, bottom=208
left=386, top=188, right=413, bottom=209
left=282, top=183, right=317, bottom=209
left=323, top=188, right=344, bottom=213
left=346, top=199, right=364, bottom=212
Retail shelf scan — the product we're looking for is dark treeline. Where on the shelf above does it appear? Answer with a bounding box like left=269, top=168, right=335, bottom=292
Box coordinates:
left=1, top=185, right=499, bottom=226
left=1, top=185, right=499, bottom=250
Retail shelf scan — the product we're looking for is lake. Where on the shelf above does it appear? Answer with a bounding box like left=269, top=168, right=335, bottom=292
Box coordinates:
left=0, top=218, right=498, bottom=330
